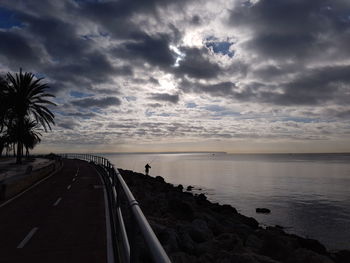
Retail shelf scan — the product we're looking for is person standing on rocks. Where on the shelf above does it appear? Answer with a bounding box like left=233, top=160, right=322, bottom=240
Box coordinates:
left=145, top=163, right=151, bottom=175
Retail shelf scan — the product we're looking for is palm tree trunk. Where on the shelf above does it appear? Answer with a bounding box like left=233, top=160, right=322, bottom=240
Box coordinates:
left=16, top=142, right=22, bottom=164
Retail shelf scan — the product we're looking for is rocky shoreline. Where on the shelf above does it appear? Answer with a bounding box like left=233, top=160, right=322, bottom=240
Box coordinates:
left=119, top=169, right=350, bottom=263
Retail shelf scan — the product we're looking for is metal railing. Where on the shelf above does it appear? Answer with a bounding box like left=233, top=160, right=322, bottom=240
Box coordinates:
left=61, top=154, right=171, bottom=263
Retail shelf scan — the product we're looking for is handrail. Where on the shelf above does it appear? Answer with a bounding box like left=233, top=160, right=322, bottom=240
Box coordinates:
left=60, top=153, right=171, bottom=263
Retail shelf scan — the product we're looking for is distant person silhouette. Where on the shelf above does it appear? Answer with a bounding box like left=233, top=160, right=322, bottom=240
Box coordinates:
left=145, top=163, right=151, bottom=175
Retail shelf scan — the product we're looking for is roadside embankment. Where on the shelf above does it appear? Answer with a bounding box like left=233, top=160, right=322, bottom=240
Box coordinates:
left=0, top=158, right=62, bottom=202
left=119, top=169, right=350, bottom=263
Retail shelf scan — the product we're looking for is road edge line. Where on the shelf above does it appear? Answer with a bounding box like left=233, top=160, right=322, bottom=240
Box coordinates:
left=0, top=164, right=63, bottom=208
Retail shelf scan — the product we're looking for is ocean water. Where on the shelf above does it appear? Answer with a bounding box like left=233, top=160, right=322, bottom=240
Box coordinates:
left=101, top=152, right=350, bottom=250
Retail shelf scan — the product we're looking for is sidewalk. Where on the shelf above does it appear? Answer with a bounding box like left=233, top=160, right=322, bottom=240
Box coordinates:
left=0, top=158, right=53, bottom=181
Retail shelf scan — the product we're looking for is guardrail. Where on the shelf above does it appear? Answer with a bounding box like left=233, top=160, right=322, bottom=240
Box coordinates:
left=61, top=154, right=171, bottom=263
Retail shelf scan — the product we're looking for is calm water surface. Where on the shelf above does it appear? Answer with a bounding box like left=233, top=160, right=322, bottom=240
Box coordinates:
left=102, top=152, right=350, bottom=250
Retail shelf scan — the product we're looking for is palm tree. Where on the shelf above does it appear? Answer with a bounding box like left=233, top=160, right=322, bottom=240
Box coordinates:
left=6, top=69, right=56, bottom=163
left=0, top=75, right=8, bottom=133
left=22, top=118, right=42, bottom=158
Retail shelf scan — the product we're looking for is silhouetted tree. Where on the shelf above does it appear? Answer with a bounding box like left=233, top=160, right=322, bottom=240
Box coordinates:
left=0, top=75, right=8, bottom=133
left=22, top=118, right=42, bottom=158
left=5, top=69, right=56, bottom=163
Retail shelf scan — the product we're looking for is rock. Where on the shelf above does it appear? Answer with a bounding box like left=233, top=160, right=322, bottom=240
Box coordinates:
left=333, top=250, right=350, bottom=263
left=213, top=233, right=244, bottom=253
left=168, top=198, right=194, bottom=221
left=258, top=229, right=297, bottom=261
left=286, top=248, right=334, bottom=263
left=246, top=234, right=263, bottom=252
left=186, top=185, right=193, bottom=191
left=177, top=227, right=196, bottom=254
left=189, top=219, right=213, bottom=243
left=151, top=223, right=179, bottom=252
left=218, top=252, right=260, bottom=263
left=177, top=184, right=184, bottom=191
left=252, top=253, right=280, bottom=263
left=239, top=215, right=259, bottom=229
left=170, top=252, right=196, bottom=263
left=197, top=253, right=214, bottom=263
left=256, top=208, right=271, bottom=214
left=195, top=193, right=210, bottom=206
left=298, top=237, right=327, bottom=255
left=155, top=176, right=165, bottom=183
left=212, top=203, right=238, bottom=214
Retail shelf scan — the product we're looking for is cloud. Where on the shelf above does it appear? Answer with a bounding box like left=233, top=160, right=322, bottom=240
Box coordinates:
left=113, top=34, right=175, bottom=68
left=229, top=0, right=350, bottom=61
left=0, top=0, right=350, bottom=152
left=0, top=31, right=40, bottom=67
left=71, top=97, right=121, bottom=108
left=180, top=80, right=237, bottom=97
left=57, top=119, right=79, bottom=130
left=149, top=93, right=180, bottom=104
left=175, top=47, right=222, bottom=79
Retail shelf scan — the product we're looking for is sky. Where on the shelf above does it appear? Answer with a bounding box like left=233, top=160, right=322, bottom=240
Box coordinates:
left=0, top=0, right=350, bottom=153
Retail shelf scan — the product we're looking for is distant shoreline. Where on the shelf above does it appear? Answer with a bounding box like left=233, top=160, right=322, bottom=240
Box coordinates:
left=33, top=151, right=350, bottom=155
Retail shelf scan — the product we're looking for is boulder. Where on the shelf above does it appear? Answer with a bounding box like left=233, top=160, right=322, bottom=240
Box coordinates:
left=155, top=176, right=165, bottom=183
left=256, top=208, right=271, bottom=214
left=168, top=198, right=194, bottom=221
left=186, top=185, right=193, bottom=191
left=286, top=248, right=334, bottom=263
left=177, top=184, right=184, bottom=191
left=298, top=237, right=327, bottom=255
left=213, top=233, right=244, bottom=253
left=333, top=250, right=350, bottom=263
left=170, top=252, right=196, bottom=263
left=189, top=219, right=213, bottom=243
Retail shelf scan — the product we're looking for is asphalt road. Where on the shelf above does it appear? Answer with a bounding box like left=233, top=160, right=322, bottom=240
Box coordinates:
left=0, top=159, right=108, bottom=263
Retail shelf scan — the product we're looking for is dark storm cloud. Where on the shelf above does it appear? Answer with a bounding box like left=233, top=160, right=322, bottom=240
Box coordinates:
left=0, top=31, right=40, bottom=67
left=271, top=65, right=350, bottom=105
left=0, top=6, right=127, bottom=95
left=79, top=0, right=190, bottom=40
left=149, top=93, right=180, bottom=104
left=182, top=63, right=350, bottom=106
left=17, top=13, right=89, bottom=60
left=229, top=0, right=350, bottom=60
left=71, top=97, right=121, bottom=108
left=176, top=47, right=221, bottom=79
left=45, top=51, right=130, bottom=93
left=113, top=34, right=175, bottom=68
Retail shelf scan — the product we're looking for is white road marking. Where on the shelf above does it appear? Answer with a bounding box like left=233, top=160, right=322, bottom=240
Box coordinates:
left=53, top=197, right=62, bottom=206
left=17, top=227, right=39, bottom=248
left=67, top=185, right=71, bottom=190
left=0, top=165, right=63, bottom=208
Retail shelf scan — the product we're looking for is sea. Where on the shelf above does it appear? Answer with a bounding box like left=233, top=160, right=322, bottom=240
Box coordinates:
left=100, top=152, right=350, bottom=251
